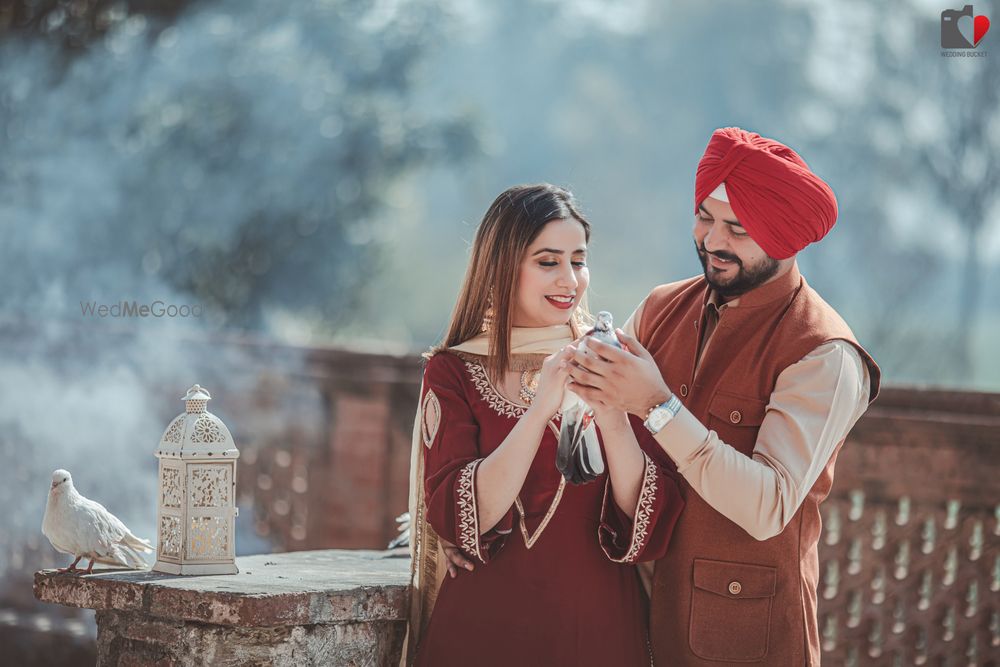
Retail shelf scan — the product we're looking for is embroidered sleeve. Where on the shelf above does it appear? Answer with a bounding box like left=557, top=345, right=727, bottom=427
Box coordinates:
left=598, top=417, right=684, bottom=563
left=422, top=354, right=513, bottom=564
left=420, top=388, right=441, bottom=448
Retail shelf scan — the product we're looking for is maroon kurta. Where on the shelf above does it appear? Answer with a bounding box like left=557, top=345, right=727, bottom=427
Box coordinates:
left=413, top=351, right=684, bottom=667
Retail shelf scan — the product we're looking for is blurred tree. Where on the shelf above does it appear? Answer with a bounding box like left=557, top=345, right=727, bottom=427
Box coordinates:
left=0, top=0, right=478, bottom=332
left=383, top=0, right=817, bottom=344
left=0, top=0, right=194, bottom=51
left=796, top=0, right=1000, bottom=383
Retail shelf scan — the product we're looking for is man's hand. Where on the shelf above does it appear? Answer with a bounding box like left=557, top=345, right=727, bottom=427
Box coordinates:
left=567, top=329, right=672, bottom=417
left=443, top=544, right=474, bottom=578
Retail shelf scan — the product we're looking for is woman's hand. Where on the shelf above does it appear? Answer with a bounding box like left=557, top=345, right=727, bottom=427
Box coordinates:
left=565, top=339, right=630, bottom=435
left=590, top=400, right=629, bottom=437
left=526, top=348, right=573, bottom=420
left=443, top=543, right=475, bottom=577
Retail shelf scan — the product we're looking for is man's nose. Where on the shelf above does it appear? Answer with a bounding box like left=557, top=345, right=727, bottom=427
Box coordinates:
left=702, top=221, right=728, bottom=254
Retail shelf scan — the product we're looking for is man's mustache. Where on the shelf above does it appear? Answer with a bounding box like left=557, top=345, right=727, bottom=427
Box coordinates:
left=697, top=244, right=742, bottom=266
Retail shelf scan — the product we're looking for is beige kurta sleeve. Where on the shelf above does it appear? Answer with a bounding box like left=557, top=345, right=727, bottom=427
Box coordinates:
left=652, top=340, right=870, bottom=541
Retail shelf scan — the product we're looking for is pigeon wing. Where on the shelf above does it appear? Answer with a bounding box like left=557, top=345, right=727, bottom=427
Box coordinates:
left=79, top=496, right=151, bottom=567
left=71, top=496, right=137, bottom=566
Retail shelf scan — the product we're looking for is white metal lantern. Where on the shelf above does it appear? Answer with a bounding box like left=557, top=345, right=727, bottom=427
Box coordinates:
left=153, top=384, right=240, bottom=575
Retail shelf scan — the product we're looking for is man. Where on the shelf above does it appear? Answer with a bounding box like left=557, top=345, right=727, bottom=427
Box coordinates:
left=566, top=127, right=880, bottom=665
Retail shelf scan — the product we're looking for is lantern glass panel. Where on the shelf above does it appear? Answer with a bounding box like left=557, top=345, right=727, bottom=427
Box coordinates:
left=187, top=516, right=229, bottom=559
left=190, top=465, right=230, bottom=508
left=161, top=467, right=182, bottom=509
left=160, top=516, right=182, bottom=558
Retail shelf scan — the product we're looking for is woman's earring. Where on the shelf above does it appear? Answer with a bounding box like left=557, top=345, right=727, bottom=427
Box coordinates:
left=481, top=293, right=495, bottom=332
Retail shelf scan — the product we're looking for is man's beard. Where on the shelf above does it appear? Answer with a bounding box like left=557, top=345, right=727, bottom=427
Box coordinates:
left=695, top=241, right=780, bottom=298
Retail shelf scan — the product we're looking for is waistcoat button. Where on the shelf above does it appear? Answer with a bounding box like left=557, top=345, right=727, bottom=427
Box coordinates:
left=680, top=384, right=689, bottom=397
left=728, top=581, right=742, bottom=595
left=729, top=410, right=741, bottom=424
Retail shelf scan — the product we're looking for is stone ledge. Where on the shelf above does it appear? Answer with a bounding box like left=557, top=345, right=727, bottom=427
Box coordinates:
left=34, top=549, right=410, bottom=628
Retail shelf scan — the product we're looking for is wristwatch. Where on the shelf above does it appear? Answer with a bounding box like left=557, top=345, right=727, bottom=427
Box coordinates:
left=643, top=394, right=683, bottom=435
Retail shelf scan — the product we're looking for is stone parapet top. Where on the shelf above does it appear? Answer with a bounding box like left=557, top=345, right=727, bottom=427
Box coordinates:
left=34, top=549, right=410, bottom=628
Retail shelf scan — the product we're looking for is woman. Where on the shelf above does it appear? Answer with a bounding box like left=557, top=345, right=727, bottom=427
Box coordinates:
left=406, top=184, right=684, bottom=666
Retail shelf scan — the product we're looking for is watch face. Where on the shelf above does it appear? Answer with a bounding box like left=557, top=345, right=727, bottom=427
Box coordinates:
left=647, top=409, right=669, bottom=432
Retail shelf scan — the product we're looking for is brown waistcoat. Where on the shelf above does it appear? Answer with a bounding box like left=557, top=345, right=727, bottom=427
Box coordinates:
left=639, top=264, right=880, bottom=666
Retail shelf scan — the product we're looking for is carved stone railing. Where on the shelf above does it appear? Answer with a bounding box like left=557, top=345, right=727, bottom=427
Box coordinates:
left=817, top=387, right=1000, bottom=664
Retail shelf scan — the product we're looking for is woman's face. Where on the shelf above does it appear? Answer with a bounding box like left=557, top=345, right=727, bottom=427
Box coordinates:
left=512, top=218, right=589, bottom=328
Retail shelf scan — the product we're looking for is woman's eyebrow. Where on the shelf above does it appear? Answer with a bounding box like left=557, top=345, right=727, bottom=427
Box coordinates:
left=531, top=246, right=588, bottom=256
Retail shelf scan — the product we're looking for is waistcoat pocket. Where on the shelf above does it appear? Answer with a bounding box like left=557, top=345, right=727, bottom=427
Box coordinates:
left=689, top=558, right=776, bottom=662
left=706, top=392, right=767, bottom=456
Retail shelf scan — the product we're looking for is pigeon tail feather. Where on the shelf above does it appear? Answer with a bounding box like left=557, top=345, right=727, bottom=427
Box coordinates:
left=118, top=543, right=150, bottom=569
left=122, top=532, right=153, bottom=553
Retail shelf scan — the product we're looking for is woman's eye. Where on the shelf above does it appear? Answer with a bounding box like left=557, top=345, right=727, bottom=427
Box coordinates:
left=572, top=261, right=587, bottom=268
left=539, top=261, right=558, bottom=267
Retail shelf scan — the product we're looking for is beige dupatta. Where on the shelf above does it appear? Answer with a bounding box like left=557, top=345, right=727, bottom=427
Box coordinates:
left=401, top=325, right=575, bottom=665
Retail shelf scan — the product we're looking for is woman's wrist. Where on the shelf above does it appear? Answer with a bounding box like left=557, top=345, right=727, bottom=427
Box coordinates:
left=595, top=409, right=630, bottom=434
left=524, top=402, right=556, bottom=427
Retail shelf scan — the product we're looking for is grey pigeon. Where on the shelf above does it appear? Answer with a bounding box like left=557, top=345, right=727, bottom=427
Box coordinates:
left=42, top=469, right=153, bottom=574
left=557, top=311, right=622, bottom=484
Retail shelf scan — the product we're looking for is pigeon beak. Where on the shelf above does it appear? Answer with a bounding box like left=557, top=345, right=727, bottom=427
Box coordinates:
left=51, top=481, right=59, bottom=489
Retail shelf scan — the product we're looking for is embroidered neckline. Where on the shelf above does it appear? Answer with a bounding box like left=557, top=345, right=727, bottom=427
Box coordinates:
left=515, top=477, right=566, bottom=550
left=514, top=421, right=567, bottom=550
left=462, top=362, right=568, bottom=549
left=464, top=360, right=529, bottom=417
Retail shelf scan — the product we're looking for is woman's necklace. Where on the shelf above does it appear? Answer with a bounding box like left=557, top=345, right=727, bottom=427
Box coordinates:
left=519, top=369, right=540, bottom=404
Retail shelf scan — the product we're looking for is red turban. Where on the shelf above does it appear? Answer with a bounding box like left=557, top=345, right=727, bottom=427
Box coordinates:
left=694, top=127, right=838, bottom=260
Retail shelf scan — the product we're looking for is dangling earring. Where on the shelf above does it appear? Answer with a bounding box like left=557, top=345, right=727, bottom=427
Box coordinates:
left=481, top=292, right=495, bottom=332
left=572, top=306, right=588, bottom=332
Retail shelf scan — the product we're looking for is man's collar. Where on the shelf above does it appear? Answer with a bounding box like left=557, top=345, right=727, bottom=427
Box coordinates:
left=707, top=290, right=739, bottom=310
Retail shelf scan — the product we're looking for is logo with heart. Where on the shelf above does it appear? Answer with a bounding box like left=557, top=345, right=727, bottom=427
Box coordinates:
left=942, top=5, right=990, bottom=48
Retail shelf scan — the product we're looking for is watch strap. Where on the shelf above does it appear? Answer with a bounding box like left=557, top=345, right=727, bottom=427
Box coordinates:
left=643, top=394, right=683, bottom=435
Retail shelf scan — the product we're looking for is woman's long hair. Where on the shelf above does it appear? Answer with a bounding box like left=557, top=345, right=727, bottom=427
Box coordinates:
left=439, top=183, right=592, bottom=381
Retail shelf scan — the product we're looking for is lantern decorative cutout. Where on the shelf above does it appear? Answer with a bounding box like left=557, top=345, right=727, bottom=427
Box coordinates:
left=154, top=384, right=240, bottom=575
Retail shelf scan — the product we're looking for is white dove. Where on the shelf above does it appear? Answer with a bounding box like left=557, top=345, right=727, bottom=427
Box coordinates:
left=42, top=469, right=153, bottom=574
